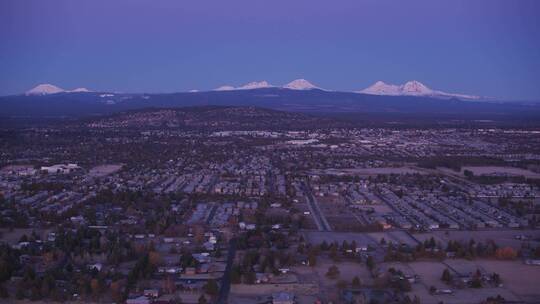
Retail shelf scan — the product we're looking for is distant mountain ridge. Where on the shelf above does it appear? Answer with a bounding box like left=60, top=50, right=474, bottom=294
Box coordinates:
left=22, top=79, right=476, bottom=99
left=2, top=86, right=539, bottom=122
left=214, top=79, right=321, bottom=91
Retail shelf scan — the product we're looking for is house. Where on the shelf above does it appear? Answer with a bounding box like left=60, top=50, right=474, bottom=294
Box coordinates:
left=355, top=246, right=368, bottom=253
left=185, top=267, right=196, bottom=275
left=41, top=163, right=81, bottom=174
left=256, top=273, right=271, bottom=284
left=158, top=266, right=182, bottom=274
left=278, top=268, right=290, bottom=274
left=87, top=263, right=102, bottom=272
left=143, top=289, right=160, bottom=298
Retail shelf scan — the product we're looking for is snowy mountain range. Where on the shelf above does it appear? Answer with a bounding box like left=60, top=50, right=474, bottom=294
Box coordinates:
left=5, top=82, right=538, bottom=120
left=359, top=80, right=480, bottom=100
left=23, top=79, right=478, bottom=100
left=214, top=79, right=321, bottom=91
left=26, top=84, right=91, bottom=95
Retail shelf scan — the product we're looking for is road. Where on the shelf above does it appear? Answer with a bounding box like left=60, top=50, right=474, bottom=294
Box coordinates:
left=205, top=203, right=218, bottom=225
left=302, top=181, right=332, bottom=231
left=216, top=238, right=237, bottom=304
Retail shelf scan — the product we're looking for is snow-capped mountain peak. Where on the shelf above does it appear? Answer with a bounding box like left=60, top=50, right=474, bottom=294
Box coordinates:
left=237, top=81, right=272, bottom=90
left=360, top=81, right=401, bottom=95
left=401, top=80, right=433, bottom=96
left=70, top=87, right=90, bottom=93
left=26, top=84, right=65, bottom=95
left=283, top=79, right=320, bottom=90
left=359, top=80, right=479, bottom=100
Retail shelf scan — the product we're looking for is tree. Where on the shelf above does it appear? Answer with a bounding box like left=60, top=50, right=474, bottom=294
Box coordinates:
left=320, top=240, right=329, bottom=251
left=198, top=294, right=208, bottom=304
left=326, top=265, right=340, bottom=279
left=162, top=276, right=176, bottom=294
left=90, top=278, right=101, bottom=299
left=352, top=276, right=362, bottom=288
left=330, top=246, right=339, bottom=262
left=471, top=269, right=483, bottom=288
left=149, top=251, right=162, bottom=266
left=441, top=268, right=452, bottom=283
left=341, top=240, right=350, bottom=251
left=0, top=284, right=7, bottom=299
left=471, top=276, right=483, bottom=288
left=397, top=279, right=412, bottom=292
left=366, top=256, right=375, bottom=271
left=308, top=251, right=317, bottom=267
left=110, top=281, right=124, bottom=303
left=243, top=271, right=256, bottom=285
left=16, top=285, right=25, bottom=300
left=495, top=247, right=517, bottom=260
left=204, top=279, right=219, bottom=297
left=230, top=266, right=242, bottom=284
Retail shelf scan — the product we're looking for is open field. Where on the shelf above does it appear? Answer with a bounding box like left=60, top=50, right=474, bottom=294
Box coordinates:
left=294, top=259, right=374, bottom=302
left=477, top=260, right=540, bottom=302
left=403, top=261, right=532, bottom=304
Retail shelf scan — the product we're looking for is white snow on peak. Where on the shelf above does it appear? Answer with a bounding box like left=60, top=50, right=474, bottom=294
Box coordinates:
left=26, top=84, right=65, bottom=95
left=214, top=85, right=236, bottom=91
left=283, top=79, right=320, bottom=90
left=237, top=81, right=273, bottom=90
left=359, top=80, right=479, bottom=99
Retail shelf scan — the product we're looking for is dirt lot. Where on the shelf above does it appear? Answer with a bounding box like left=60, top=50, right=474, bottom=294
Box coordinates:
left=405, top=261, right=522, bottom=304
left=380, top=260, right=540, bottom=304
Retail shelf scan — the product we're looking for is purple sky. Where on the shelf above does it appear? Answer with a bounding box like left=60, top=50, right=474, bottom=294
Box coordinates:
left=1, top=0, right=539, bottom=99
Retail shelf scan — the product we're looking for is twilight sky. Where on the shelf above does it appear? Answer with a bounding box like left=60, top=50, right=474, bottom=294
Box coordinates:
left=1, top=0, right=539, bottom=99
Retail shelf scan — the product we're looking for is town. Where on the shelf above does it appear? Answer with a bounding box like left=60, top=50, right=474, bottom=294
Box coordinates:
left=1, top=106, right=540, bottom=304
